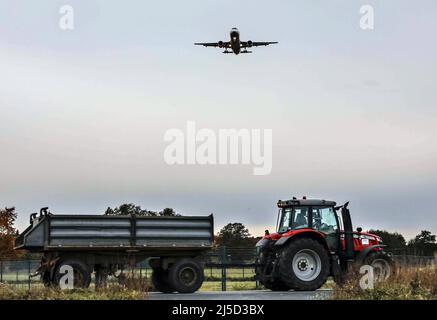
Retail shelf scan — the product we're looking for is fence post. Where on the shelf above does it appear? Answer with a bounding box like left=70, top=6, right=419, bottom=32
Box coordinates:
left=255, top=247, right=260, bottom=289
left=0, top=261, right=3, bottom=283
left=220, top=246, right=227, bottom=291
left=28, top=259, right=31, bottom=290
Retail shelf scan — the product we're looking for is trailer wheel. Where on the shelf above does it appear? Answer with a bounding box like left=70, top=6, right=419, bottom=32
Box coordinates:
left=95, top=267, right=109, bottom=289
left=167, top=259, right=204, bottom=293
left=152, top=268, right=174, bottom=293
left=279, top=238, right=330, bottom=291
left=53, top=259, right=91, bottom=289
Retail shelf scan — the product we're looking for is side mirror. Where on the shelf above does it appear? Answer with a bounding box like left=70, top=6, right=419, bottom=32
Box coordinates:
left=357, top=227, right=362, bottom=233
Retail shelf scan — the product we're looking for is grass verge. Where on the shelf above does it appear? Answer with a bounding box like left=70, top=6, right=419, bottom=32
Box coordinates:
left=332, top=266, right=437, bottom=300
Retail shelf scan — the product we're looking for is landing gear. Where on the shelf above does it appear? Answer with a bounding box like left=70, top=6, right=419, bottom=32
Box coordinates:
left=222, top=49, right=231, bottom=54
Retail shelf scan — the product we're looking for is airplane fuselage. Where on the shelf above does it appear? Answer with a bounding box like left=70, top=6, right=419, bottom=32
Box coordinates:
left=230, top=28, right=241, bottom=55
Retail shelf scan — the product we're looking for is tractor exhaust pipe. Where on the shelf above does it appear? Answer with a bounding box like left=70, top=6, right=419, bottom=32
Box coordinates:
left=341, top=202, right=354, bottom=260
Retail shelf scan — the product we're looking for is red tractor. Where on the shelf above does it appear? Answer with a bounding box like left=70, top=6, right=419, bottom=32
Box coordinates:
left=255, top=198, right=394, bottom=291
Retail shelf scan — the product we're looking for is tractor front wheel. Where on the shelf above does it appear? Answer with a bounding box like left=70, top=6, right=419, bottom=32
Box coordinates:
left=365, top=252, right=395, bottom=281
left=279, top=238, right=330, bottom=291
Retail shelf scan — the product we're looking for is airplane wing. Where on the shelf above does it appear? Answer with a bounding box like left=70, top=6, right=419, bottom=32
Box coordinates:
left=241, top=41, right=278, bottom=48
left=194, top=42, right=230, bottom=48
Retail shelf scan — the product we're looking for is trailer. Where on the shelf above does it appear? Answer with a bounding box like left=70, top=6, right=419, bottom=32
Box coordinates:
left=15, top=208, right=214, bottom=293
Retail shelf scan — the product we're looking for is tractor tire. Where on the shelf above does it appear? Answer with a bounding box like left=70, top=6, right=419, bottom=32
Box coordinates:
left=256, top=248, right=290, bottom=291
left=151, top=268, right=174, bottom=293
left=167, top=259, right=204, bottom=293
left=255, top=250, right=269, bottom=285
left=53, top=259, right=92, bottom=289
left=264, top=279, right=290, bottom=291
left=365, top=251, right=395, bottom=281
left=279, top=238, right=330, bottom=291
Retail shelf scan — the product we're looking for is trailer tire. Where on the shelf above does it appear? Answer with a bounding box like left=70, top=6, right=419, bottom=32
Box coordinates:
left=95, top=267, right=109, bottom=289
left=53, top=259, right=92, bottom=289
left=279, top=238, right=330, bottom=291
left=167, top=259, right=204, bottom=293
left=152, top=268, right=174, bottom=293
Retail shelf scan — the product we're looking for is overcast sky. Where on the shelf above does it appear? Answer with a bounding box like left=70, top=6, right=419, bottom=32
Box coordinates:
left=1, top=1, right=436, bottom=240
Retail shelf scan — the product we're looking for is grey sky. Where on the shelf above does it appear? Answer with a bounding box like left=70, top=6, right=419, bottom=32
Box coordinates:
left=1, top=1, right=437, bottom=239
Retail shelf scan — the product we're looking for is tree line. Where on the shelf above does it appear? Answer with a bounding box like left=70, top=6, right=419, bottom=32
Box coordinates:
left=1, top=205, right=437, bottom=258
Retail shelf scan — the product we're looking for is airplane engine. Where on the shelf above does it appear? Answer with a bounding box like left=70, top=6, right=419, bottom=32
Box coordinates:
left=247, top=40, right=253, bottom=47
left=218, top=41, right=224, bottom=48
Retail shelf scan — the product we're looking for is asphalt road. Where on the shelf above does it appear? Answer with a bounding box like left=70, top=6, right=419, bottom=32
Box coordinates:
left=149, top=289, right=332, bottom=300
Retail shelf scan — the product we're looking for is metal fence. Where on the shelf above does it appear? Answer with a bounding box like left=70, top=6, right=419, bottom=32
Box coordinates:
left=0, top=247, right=258, bottom=291
left=0, top=247, right=435, bottom=291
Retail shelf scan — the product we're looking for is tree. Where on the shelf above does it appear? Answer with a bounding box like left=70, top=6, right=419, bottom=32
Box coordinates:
left=367, top=229, right=407, bottom=251
left=408, top=230, right=437, bottom=256
left=104, top=204, right=179, bottom=217
left=0, top=207, right=22, bottom=258
left=159, top=208, right=179, bottom=216
left=215, top=223, right=257, bottom=248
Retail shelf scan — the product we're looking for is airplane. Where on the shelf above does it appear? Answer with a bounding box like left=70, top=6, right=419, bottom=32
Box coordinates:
left=195, top=27, right=278, bottom=55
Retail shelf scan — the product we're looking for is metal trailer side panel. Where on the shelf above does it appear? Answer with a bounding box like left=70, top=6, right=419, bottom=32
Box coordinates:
left=16, top=214, right=213, bottom=251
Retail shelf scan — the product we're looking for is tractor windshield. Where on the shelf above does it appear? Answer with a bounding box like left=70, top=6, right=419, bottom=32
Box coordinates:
left=278, top=207, right=309, bottom=233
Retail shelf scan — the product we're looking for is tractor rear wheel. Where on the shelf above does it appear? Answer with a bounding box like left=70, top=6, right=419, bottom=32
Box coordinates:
left=256, top=248, right=290, bottom=291
left=264, top=279, right=290, bottom=291
left=279, top=238, right=330, bottom=291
